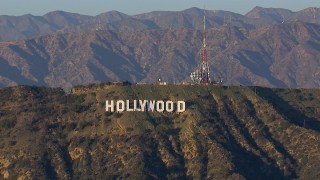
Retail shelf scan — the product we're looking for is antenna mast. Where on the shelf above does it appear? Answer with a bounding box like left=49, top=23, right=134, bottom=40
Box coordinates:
left=190, top=14, right=211, bottom=84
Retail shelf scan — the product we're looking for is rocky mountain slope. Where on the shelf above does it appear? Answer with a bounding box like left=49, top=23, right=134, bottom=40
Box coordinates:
left=1, top=7, right=320, bottom=42
left=0, top=21, right=319, bottom=91
left=0, top=84, right=319, bottom=179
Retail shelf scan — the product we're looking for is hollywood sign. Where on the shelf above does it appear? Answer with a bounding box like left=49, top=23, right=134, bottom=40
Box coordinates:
left=106, top=100, right=186, bottom=113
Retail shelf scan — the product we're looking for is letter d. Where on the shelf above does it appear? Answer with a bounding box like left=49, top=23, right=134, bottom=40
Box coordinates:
left=177, top=101, right=185, bottom=113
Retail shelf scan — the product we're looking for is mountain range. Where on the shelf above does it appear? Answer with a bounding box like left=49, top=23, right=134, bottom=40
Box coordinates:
left=0, top=7, right=320, bottom=90
left=1, top=7, right=320, bottom=42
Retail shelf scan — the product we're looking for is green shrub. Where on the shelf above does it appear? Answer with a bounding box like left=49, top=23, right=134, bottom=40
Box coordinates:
left=105, top=112, right=113, bottom=117
left=71, top=104, right=90, bottom=113
left=66, top=122, right=77, bottom=131
left=78, top=120, right=92, bottom=130
left=0, top=119, right=16, bottom=129
left=114, top=113, right=123, bottom=118
left=278, top=121, right=291, bottom=132
left=8, top=141, right=16, bottom=146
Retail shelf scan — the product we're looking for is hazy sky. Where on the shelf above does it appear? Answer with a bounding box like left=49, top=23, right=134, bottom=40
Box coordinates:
left=0, top=0, right=319, bottom=16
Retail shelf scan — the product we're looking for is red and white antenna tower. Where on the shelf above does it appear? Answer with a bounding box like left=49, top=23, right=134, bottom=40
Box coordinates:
left=190, top=15, right=211, bottom=84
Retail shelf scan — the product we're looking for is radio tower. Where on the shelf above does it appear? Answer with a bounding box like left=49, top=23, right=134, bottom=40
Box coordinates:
left=190, top=16, right=211, bottom=84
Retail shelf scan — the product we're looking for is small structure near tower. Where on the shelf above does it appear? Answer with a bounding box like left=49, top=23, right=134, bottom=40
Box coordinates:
left=190, top=16, right=211, bottom=84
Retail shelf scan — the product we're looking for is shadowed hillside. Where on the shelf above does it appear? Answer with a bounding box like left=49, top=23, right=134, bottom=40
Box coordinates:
left=0, top=84, right=319, bottom=179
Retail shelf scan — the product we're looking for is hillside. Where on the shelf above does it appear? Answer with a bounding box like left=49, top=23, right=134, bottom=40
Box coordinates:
left=0, top=84, right=320, bottom=179
left=0, top=21, right=320, bottom=91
